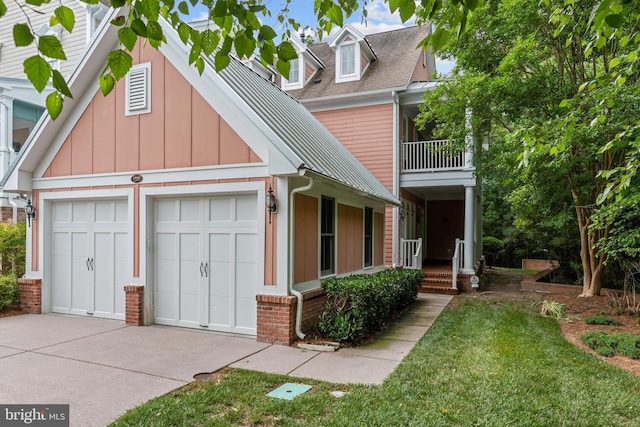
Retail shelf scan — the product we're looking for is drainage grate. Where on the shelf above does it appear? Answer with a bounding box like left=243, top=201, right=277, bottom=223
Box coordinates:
left=267, top=383, right=312, bottom=400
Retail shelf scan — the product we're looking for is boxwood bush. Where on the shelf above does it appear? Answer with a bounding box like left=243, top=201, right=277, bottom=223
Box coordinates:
left=318, top=268, right=424, bottom=344
left=581, top=331, right=640, bottom=359
left=0, top=275, right=19, bottom=312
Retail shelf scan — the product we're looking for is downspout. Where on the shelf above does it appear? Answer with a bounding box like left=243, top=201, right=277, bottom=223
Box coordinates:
left=288, top=171, right=315, bottom=340
left=391, top=90, right=400, bottom=267
left=7, top=195, right=18, bottom=224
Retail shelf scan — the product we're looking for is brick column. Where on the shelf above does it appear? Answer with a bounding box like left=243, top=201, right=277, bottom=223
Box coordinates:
left=124, top=285, right=144, bottom=326
left=256, top=294, right=296, bottom=345
left=17, top=278, right=41, bottom=314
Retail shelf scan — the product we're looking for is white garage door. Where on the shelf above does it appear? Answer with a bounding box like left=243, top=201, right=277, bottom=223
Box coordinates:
left=51, top=200, right=128, bottom=319
left=154, top=194, right=258, bottom=335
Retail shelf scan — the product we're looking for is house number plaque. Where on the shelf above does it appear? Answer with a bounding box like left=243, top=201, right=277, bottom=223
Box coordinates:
left=131, top=174, right=143, bottom=183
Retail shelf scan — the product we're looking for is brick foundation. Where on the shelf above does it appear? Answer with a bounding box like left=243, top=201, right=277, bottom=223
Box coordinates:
left=17, top=278, right=41, bottom=313
left=522, top=259, right=560, bottom=271
left=124, top=285, right=144, bottom=326
left=0, top=206, right=26, bottom=224
left=256, top=289, right=328, bottom=345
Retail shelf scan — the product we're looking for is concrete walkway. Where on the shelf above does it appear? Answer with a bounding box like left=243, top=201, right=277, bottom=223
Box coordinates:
left=0, top=293, right=451, bottom=426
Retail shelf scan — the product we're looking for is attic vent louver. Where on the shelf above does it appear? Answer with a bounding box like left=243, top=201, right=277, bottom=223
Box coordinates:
left=125, top=63, right=151, bottom=116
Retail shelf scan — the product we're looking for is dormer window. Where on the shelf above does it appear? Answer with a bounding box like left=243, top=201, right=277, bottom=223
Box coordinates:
left=288, top=58, right=300, bottom=84
left=340, top=43, right=356, bottom=77
left=329, top=24, right=377, bottom=84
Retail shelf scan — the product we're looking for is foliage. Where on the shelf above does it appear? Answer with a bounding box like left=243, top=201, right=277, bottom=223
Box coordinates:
left=0, top=275, right=19, bottom=312
left=584, top=315, right=621, bottom=326
left=581, top=331, right=640, bottom=359
left=539, top=299, right=566, bottom=319
left=318, top=268, right=423, bottom=343
left=417, top=0, right=640, bottom=296
left=112, top=298, right=640, bottom=426
left=482, top=236, right=504, bottom=266
left=0, top=223, right=26, bottom=278
left=607, top=290, right=640, bottom=317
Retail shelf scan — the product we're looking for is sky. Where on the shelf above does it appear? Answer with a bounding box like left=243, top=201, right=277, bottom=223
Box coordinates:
left=188, top=0, right=455, bottom=75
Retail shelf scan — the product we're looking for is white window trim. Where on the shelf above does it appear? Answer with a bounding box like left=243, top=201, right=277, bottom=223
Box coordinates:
left=281, top=55, right=304, bottom=90
left=125, top=62, right=151, bottom=116
left=336, top=41, right=360, bottom=83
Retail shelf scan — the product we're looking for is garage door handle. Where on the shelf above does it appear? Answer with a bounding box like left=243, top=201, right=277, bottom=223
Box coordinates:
left=199, top=262, right=204, bottom=277
left=86, top=258, right=90, bottom=270
left=90, top=258, right=94, bottom=271
left=204, top=262, right=209, bottom=278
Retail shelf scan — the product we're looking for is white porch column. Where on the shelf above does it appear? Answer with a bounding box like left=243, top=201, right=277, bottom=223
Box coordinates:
left=0, top=94, right=13, bottom=178
left=464, top=107, right=474, bottom=170
left=463, top=185, right=475, bottom=273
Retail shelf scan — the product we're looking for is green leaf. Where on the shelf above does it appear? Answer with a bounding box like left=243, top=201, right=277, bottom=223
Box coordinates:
left=177, top=22, right=190, bottom=44
left=24, top=56, right=51, bottom=92
left=100, top=74, right=116, bottom=96
left=615, top=75, right=626, bottom=86
left=111, top=16, right=126, bottom=27
left=51, top=69, right=72, bottom=98
left=276, top=58, right=290, bottom=77
left=277, top=41, right=298, bottom=61
left=559, top=99, right=568, bottom=108
left=54, top=6, right=75, bottom=33
left=25, top=0, right=48, bottom=6
left=106, top=49, right=133, bottom=80
left=214, top=52, right=230, bottom=71
left=118, top=27, right=138, bottom=51
left=259, top=42, right=276, bottom=65
left=146, top=21, right=163, bottom=41
left=13, top=24, right=34, bottom=47
left=0, top=0, right=7, bottom=18
left=219, top=35, right=233, bottom=55
left=398, top=0, right=416, bottom=23
left=46, top=92, right=63, bottom=120
left=111, top=0, right=125, bottom=7
left=609, top=57, right=620, bottom=68
left=326, top=4, right=343, bottom=27
left=188, top=44, right=201, bottom=65
left=259, top=25, right=277, bottom=41
left=234, top=34, right=249, bottom=59
left=604, top=13, right=624, bottom=28
left=430, top=28, right=451, bottom=52
left=201, top=29, right=219, bottom=56
left=131, top=18, right=148, bottom=37
left=195, top=57, right=204, bottom=74
left=177, top=0, right=189, bottom=14
left=38, top=35, right=66, bottom=60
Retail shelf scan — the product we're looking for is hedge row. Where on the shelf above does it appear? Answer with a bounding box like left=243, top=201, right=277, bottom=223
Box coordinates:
left=318, top=268, right=424, bottom=344
left=0, top=275, right=19, bottom=312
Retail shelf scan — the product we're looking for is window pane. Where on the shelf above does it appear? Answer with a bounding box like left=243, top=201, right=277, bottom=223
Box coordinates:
left=289, top=58, right=299, bottom=83
left=364, top=207, right=373, bottom=267
left=341, top=45, right=355, bottom=76
left=321, top=197, right=335, bottom=275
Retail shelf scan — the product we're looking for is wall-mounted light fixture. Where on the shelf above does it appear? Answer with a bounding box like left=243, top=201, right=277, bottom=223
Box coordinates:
left=265, top=185, right=277, bottom=224
left=416, top=211, right=422, bottom=223
left=399, top=208, right=405, bottom=221
left=25, top=199, right=36, bottom=227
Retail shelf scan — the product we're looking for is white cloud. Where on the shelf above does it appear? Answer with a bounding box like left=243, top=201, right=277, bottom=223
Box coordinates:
left=435, top=56, right=456, bottom=75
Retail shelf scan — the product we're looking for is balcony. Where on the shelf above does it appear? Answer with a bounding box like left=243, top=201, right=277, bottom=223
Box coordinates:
left=401, top=139, right=467, bottom=172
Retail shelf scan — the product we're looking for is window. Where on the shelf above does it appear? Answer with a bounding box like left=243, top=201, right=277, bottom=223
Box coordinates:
left=364, top=207, right=373, bottom=268
left=340, top=44, right=356, bottom=76
left=320, top=197, right=335, bottom=276
left=288, top=58, right=300, bottom=84
left=125, top=63, right=151, bottom=116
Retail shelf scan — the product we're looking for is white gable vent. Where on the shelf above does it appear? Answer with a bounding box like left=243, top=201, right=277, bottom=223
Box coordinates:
left=125, top=63, right=151, bottom=116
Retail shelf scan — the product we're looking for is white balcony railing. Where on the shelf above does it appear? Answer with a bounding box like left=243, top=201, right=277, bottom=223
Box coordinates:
left=401, top=139, right=466, bottom=172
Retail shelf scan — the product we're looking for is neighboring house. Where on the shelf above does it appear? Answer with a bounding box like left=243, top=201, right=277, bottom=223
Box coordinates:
left=279, top=24, right=483, bottom=288
left=0, top=0, right=108, bottom=221
left=1, top=9, right=399, bottom=345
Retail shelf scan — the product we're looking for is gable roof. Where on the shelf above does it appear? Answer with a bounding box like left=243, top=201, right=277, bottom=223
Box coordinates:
left=287, top=25, right=428, bottom=100
left=2, top=9, right=399, bottom=206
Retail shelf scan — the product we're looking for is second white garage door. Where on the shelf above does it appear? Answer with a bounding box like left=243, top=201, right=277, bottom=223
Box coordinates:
left=154, top=194, right=258, bottom=335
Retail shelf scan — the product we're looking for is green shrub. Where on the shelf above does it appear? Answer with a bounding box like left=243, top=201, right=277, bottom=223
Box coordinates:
left=581, top=331, right=640, bottom=359
left=0, top=223, right=26, bottom=277
left=0, top=275, right=19, bottom=312
left=318, top=268, right=424, bottom=344
left=584, top=316, right=621, bottom=326
left=540, top=300, right=566, bottom=319
left=482, top=236, right=504, bottom=267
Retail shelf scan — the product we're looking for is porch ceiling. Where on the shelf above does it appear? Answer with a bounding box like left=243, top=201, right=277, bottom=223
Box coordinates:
left=402, top=185, right=465, bottom=201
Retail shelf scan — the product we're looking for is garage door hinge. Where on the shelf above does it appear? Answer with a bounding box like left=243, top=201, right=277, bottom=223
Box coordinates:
left=200, top=325, right=208, bottom=328
left=87, top=312, right=94, bottom=316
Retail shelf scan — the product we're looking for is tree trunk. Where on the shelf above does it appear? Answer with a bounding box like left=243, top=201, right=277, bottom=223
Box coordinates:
left=575, top=204, right=606, bottom=297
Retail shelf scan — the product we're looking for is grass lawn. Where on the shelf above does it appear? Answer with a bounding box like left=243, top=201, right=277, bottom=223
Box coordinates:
left=110, top=298, right=640, bottom=426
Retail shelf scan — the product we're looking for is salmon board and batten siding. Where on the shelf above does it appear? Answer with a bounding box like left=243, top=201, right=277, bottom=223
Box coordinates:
left=337, top=203, right=364, bottom=274
left=312, top=104, right=395, bottom=265
left=294, top=193, right=319, bottom=284
left=410, top=48, right=431, bottom=83
left=31, top=41, right=277, bottom=286
left=0, top=1, right=88, bottom=78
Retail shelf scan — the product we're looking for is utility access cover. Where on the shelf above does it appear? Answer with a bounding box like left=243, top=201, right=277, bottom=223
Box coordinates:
left=267, top=383, right=312, bottom=400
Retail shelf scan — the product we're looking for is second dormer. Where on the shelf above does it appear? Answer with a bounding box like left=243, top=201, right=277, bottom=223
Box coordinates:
left=281, top=36, right=325, bottom=91
left=328, top=24, right=377, bottom=83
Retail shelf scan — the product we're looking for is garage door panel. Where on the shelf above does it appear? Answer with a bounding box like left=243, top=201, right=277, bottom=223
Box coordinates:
left=52, top=232, right=71, bottom=312
left=93, top=232, right=114, bottom=315
left=156, top=194, right=258, bottom=334
left=71, top=202, right=89, bottom=224
left=71, top=232, right=90, bottom=313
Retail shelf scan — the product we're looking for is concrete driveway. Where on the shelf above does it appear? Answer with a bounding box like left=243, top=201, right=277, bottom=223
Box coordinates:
left=0, top=294, right=452, bottom=426
left=0, top=314, right=270, bottom=426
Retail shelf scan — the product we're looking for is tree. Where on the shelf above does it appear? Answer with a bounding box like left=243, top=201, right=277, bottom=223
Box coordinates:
left=416, top=0, right=640, bottom=296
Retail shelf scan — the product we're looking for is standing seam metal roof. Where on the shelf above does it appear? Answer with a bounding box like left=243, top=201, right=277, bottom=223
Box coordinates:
left=213, top=55, right=399, bottom=205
